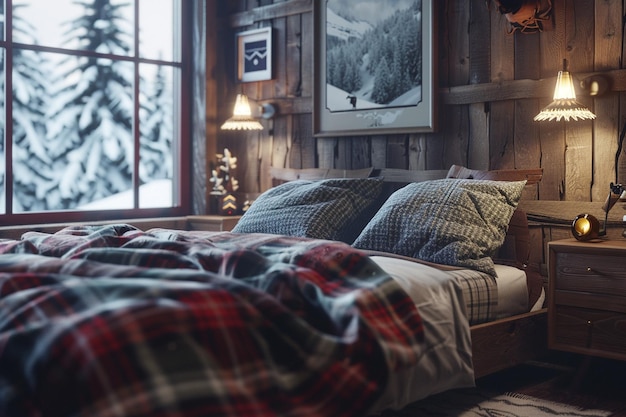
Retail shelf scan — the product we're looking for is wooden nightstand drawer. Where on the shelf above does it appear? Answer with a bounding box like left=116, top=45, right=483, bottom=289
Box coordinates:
left=552, top=306, right=626, bottom=358
left=554, top=289, right=626, bottom=314
left=548, top=239, right=626, bottom=361
left=554, top=252, right=626, bottom=295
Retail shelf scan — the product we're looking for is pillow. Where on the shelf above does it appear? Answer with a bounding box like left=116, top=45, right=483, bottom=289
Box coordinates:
left=231, top=177, right=384, bottom=241
left=352, top=178, right=526, bottom=276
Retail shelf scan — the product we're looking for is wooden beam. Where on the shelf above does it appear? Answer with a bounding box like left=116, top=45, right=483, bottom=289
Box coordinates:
left=257, top=97, right=312, bottom=115
left=441, top=68, right=626, bottom=105
left=229, top=0, right=312, bottom=28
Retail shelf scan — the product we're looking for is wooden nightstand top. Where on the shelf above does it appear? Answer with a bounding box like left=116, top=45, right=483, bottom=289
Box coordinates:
left=186, top=215, right=242, bottom=232
left=548, top=238, right=626, bottom=254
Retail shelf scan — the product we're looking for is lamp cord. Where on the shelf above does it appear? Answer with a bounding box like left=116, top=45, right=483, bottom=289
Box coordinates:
left=615, top=120, right=626, bottom=184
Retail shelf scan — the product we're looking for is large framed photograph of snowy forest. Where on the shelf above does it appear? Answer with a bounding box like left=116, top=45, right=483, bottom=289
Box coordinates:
left=313, top=0, right=437, bottom=136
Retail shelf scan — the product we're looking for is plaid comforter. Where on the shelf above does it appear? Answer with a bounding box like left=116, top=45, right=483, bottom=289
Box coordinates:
left=0, top=224, right=424, bottom=417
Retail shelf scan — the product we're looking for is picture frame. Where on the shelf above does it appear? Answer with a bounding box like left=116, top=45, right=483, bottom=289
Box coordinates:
left=237, top=27, right=272, bottom=82
left=313, top=0, right=437, bottom=136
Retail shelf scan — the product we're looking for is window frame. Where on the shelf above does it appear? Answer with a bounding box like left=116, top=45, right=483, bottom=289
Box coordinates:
left=0, top=0, right=193, bottom=226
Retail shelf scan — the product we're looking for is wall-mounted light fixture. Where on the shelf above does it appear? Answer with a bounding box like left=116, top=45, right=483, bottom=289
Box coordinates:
left=220, top=94, right=276, bottom=131
left=534, top=59, right=596, bottom=122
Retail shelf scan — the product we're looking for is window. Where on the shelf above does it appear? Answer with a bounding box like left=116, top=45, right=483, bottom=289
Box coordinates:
left=0, top=0, right=193, bottom=225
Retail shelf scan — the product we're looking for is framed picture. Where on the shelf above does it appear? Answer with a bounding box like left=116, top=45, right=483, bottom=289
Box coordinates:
left=237, top=27, right=272, bottom=82
left=313, top=0, right=437, bottom=136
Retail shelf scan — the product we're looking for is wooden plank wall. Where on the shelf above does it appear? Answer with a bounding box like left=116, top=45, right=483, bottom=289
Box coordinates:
left=207, top=0, right=626, bottom=203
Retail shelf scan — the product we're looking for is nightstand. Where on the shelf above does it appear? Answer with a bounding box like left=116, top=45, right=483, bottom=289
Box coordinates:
left=548, top=238, right=626, bottom=361
left=186, top=215, right=242, bottom=232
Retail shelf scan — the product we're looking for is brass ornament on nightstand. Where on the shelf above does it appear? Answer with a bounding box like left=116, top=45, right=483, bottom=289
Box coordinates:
left=571, top=182, right=625, bottom=241
left=571, top=213, right=601, bottom=241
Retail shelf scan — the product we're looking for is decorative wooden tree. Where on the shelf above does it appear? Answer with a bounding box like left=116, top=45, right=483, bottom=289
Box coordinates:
left=209, top=148, right=239, bottom=215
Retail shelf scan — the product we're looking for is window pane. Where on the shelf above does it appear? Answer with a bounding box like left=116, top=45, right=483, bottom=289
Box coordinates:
left=139, top=63, right=177, bottom=208
left=13, top=0, right=134, bottom=56
left=2, top=0, right=187, bottom=221
left=12, top=48, right=50, bottom=212
left=139, top=0, right=178, bottom=61
left=13, top=50, right=135, bottom=212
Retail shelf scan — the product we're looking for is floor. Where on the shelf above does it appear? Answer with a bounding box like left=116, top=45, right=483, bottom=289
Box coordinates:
left=476, top=352, right=626, bottom=416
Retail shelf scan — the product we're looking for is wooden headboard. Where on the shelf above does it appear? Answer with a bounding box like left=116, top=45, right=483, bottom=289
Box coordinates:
left=270, top=165, right=543, bottom=185
left=269, top=167, right=374, bottom=186
left=269, top=166, right=544, bottom=197
left=446, top=165, right=543, bottom=185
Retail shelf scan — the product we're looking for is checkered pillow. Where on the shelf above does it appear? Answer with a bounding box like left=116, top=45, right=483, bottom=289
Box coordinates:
left=232, top=177, right=384, bottom=241
left=352, top=179, right=526, bottom=276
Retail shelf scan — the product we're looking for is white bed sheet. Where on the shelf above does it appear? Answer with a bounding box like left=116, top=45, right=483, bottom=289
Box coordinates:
left=367, top=256, right=475, bottom=413
left=493, top=263, right=528, bottom=318
left=367, top=256, right=542, bottom=414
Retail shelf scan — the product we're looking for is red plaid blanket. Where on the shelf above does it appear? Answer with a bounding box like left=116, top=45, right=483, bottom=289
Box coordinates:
left=0, top=224, right=424, bottom=417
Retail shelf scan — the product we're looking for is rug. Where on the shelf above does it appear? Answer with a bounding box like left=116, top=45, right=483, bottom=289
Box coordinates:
left=379, top=388, right=613, bottom=417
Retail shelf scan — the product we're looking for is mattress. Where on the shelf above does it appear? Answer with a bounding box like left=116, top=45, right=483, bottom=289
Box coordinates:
left=367, top=255, right=544, bottom=413
left=371, top=256, right=542, bottom=326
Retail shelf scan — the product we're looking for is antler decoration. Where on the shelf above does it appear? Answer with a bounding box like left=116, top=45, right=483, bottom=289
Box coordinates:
left=492, top=0, right=553, bottom=34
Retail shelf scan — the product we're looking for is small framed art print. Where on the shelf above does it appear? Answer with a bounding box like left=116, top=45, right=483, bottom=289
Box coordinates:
left=237, top=27, right=272, bottom=82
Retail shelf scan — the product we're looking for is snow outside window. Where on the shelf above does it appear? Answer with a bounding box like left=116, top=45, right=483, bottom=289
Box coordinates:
left=0, top=0, right=187, bottom=221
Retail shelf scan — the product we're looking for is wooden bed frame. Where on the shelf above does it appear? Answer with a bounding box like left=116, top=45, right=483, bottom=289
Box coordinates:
left=1, top=166, right=548, bottom=381
left=270, top=165, right=548, bottom=379
left=444, top=165, right=548, bottom=377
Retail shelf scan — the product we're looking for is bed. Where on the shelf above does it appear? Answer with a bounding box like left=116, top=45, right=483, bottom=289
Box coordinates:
left=0, top=165, right=546, bottom=417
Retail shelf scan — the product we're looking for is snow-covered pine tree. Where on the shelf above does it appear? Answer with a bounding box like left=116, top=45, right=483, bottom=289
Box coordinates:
left=140, top=63, right=173, bottom=183
left=361, top=0, right=422, bottom=105
left=44, top=0, right=134, bottom=209
left=11, top=3, right=56, bottom=212
left=371, top=56, right=392, bottom=104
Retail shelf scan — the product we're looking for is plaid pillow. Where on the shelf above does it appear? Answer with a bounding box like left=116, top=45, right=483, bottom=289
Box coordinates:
left=232, top=177, right=384, bottom=242
left=352, top=179, right=526, bottom=276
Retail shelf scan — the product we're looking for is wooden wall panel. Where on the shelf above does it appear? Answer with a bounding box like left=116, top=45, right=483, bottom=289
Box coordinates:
left=205, top=0, right=626, bottom=210
left=592, top=0, right=622, bottom=199
left=536, top=0, right=566, bottom=200
left=440, top=1, right=471, bottom=168
left=291, top=113, right=315, bottom=168
left=489, top=4, right=516, bottom=171
left=512, top=30, right=541, bottom=176
left=563, top=0, right=594, bottom=202
left=408, top=134, right=427, bottom=171
left=467, top=0, right=491, bottom=170
left=370, top=136, right=388, bottom=169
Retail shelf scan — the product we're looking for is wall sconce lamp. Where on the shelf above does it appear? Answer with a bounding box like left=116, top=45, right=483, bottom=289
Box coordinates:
left=220, top=93, right=276, bottom=131
left=534, top=59, right=596, bottom=122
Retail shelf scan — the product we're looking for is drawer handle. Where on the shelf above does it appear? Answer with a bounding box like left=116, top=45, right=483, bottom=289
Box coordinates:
left=585, top=267, right=606, bottom=276
left=587, top=320, right=593, bottom=347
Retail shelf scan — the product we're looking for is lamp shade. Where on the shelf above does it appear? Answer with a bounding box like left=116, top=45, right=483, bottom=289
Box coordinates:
left=534, top=60, right=596, bottom=122
left=221, top=94, right=264, bottom=131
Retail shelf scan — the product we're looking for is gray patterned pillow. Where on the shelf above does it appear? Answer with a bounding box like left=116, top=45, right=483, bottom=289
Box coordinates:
left=352, top=178, right=526, bottom=276
left=232, top=177, right=384, bottom=241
